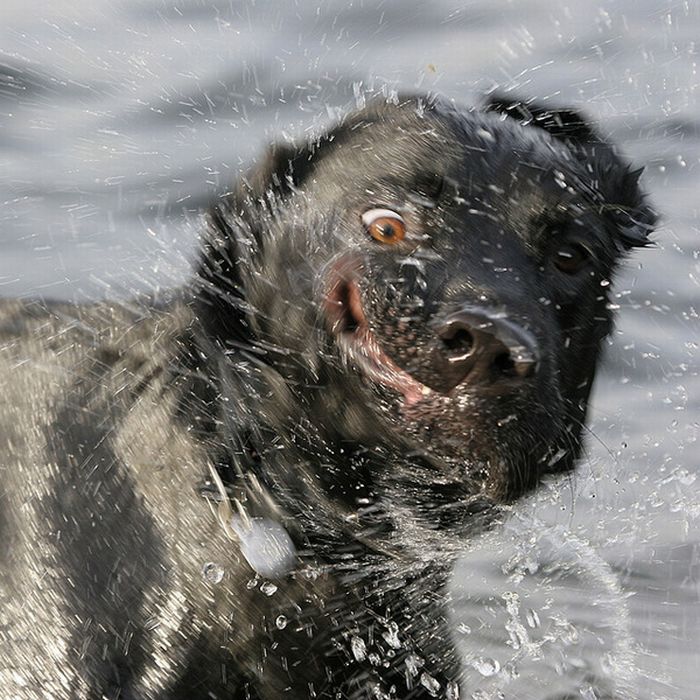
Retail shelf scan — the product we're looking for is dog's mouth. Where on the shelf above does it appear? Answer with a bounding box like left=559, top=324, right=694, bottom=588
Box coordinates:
left=324, top=263, right=432, bottom=407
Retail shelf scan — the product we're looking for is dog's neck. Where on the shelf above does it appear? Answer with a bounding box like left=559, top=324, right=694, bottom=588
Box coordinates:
left=182, top=323, right=477, bottom=578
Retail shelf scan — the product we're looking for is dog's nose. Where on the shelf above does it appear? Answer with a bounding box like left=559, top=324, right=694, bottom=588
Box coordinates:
left=434, top=307, right=539, bottom=386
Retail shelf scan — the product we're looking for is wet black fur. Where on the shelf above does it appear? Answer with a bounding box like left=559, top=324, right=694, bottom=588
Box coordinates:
left=0, top=93, right=654, bottom=699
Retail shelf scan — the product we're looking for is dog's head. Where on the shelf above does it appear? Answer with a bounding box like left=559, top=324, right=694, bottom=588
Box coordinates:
left=196, top=94, right=654, bottom=538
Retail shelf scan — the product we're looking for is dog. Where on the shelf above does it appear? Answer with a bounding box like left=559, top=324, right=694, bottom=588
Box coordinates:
left=0, top=93, right=655, bottom=699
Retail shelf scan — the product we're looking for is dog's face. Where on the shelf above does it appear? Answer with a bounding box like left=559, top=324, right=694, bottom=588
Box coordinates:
left=198, top=95, right=654, bottom=535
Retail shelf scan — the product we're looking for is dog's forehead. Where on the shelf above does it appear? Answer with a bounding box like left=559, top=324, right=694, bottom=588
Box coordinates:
left=311, top=103, right=581, bottom=200
left=310, top=108, right=459, bottom=189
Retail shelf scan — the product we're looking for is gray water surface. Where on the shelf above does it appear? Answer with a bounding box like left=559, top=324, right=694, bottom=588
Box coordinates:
left=1, top=1, right=698, bottom=698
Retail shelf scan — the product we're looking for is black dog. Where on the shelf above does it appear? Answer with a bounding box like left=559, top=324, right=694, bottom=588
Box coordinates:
left=0, top=94, right=654, bottom=699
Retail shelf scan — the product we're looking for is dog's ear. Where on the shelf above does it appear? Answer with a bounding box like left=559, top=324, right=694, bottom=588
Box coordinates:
left=484, top=93, right=602, bottom=146
left=484, top=93, right=657, bottom=249
left=196, top=138, right=320, bottom=344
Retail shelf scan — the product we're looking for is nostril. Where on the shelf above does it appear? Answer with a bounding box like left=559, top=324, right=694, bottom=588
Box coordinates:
left=493, top=351, right=517, bottom=377
left=494, top=349, right=537, bottom=379
left=433, top=308, right=540, bottom=389
left=441, top=327, right=474, bottom=361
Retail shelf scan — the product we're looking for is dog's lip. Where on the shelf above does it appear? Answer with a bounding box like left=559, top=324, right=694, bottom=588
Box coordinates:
left=324, top=261, right=432, bottom=406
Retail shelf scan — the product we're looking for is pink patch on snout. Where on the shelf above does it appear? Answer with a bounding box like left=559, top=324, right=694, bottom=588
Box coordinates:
left=323, top=258, right=434, bottom=408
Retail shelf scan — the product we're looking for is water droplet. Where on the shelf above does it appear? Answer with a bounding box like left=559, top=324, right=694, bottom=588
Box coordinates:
left=502, top=590, right=519, bottom=613
left=382, top=621, right=401, bottom=649
left=301, top=566, right=320, bottom=581
left=201, top=562, right=224, bottom=584
left=260, top=581, right=278, bottom=596
left=554, top=620, right=579, bottom=645
left=446, top=681, right=460, bottom=699
left=419, top=672, right=440, bottom=696
left=472, top=657, right=500, bottom=677
left=677, top=470, right=696, bottom=486
left=275, top=615, right=288, bottom=629
left=506, top=619, right=527, bottom=650
left=405, top=653, right=424, bottom=677
left=526, top=609, right=541, bottom=628
left=350, top=636, right=367, bottom=661
left=371, top=685, right=390, bottom=700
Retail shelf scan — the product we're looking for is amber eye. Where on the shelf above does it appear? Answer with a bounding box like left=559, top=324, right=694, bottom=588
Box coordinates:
left=552, top=243, right=590, bottom=274
left=361, top=208, right=406, bottom=245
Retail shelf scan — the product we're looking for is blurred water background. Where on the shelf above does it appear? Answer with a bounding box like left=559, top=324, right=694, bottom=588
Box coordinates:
left=0, top=1, right=697, bottom=697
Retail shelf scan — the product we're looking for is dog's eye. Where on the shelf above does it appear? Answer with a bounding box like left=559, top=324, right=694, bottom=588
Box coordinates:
left=361, top=209, right=406, bottom=245
left=552, top=243, right=590, bottom=274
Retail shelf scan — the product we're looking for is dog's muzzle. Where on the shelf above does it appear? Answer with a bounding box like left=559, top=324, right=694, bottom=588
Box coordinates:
left=421, top=306, right=540, bottom=394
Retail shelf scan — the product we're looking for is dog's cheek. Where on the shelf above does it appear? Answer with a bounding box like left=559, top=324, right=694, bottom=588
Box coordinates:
left=551, top=293, right=613, bottom=435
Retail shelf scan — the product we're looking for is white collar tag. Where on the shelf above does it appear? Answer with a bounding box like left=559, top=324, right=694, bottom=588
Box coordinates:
left=207, top=463, right=297, bottom=579
left=229, top=515, right=297, bottom=579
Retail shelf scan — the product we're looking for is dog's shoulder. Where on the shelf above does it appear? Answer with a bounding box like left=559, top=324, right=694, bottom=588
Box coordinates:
left=0, top=294, right=198, bottom=461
